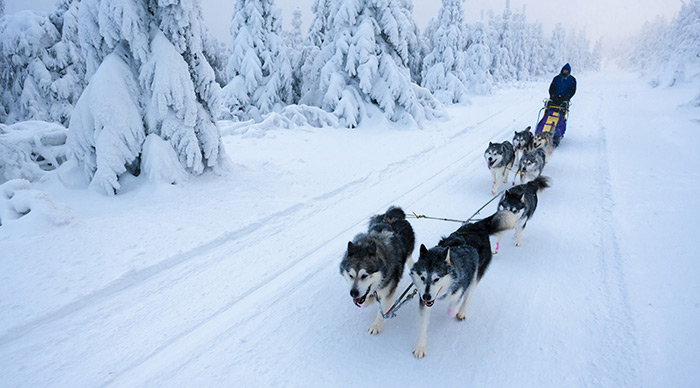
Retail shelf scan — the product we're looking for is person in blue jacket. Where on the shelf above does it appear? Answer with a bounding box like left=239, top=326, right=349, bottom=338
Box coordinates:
left=549, top=63, right=576, bottom=105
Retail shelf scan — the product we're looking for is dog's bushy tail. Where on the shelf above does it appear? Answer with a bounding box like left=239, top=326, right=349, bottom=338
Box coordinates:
left=527, top=176, right=551, bottom=193
left=480, top=213, right=516, bottom=236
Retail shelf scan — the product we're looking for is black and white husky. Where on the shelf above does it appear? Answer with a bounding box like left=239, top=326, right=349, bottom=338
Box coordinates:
left=340, top=206, right=415, bottom=334
left=492, top=176, right=551, bottom=254
left=512, top=126, right=534, bottom=166
left=518, top=148, right=546, bottom=183
left=409, top=214, right=511, bottom=358
left=484, top=141, right=515, bottom=194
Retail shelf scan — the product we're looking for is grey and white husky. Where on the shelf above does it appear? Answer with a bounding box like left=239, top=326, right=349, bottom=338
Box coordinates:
left=512, top=126, right=534, bottom=166
left=409, top=214, right=511, bottom=358
left=484, top=141, right=515, bottom=194
left=518, top=148, right=546, bottom=183
left=340, top=206, right=415, bottom=334
left=492, top=176, right=551, bottom=254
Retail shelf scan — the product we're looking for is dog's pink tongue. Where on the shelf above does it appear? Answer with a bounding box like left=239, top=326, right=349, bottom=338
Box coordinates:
left=353, top=298, right=363, bottom=308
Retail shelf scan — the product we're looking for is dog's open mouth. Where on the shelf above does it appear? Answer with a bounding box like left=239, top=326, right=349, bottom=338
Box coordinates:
left=487, top=160, right=495, bottom=168
left=419, top=298, right=435, bottom=307
left=353, top=287, right=371, bottom=307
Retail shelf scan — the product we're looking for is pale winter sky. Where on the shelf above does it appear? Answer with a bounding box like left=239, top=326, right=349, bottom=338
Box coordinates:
left=8, top=0, right=683, bottom=48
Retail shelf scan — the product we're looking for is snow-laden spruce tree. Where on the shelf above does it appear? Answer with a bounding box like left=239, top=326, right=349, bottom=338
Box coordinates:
left=222, top=0, right=293, bottom=121
left=284, top=7, right=304, bottom=102
left=0, top=0, right=5, bottom=17
left=464, top=20, right=493, bottom=95
left=420, top=0, right=469, bottom=104
left=299, top=0, right=334, bottom=106
left=0, top=10, right=72, bottom=124
left=306, top=0, right=442, bottom=127
left=68, top=0, right=228, bottom=195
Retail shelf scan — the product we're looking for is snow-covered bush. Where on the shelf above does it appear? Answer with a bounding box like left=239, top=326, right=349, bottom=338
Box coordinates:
left=0, top=179, right=72, bottom=227
left=421, top=0, right=469, bottom=104
left=222, top=0, right=293, bottom=121
left=0, top=121, right=69, bottom=183
left=304, top=0, right=443, bottom=127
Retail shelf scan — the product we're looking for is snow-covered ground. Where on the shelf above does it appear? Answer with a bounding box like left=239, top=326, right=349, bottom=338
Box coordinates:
left=1, top=69, right=699, bottom=387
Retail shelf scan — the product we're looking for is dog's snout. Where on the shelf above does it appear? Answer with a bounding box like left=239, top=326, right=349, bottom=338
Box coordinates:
left=350, top=288, right=359, bottom=298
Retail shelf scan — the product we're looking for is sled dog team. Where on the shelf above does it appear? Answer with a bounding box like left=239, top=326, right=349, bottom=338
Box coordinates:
left=340, top=126, right=552, bottom=359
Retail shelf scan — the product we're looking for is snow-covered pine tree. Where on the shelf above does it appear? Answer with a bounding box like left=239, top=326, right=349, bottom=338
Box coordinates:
left=397, top=0, right=425, bottom=84
left=546, top=23, right=567, bottom=75
left=308, top=0, right=442, bottom=127
left=0, top=0, right=5, bottom=17
left=299, top=0, right=334, bottom=106
left=464, top=20, right=493, bottom=95
left=285, top=6, right=304, bottom=102
left=222, top=0, right=293, bottom=121
left=68, top=0, right=228, bottom=195
left=421, top=0, right=469, bottom=104
left=0, top=11, right=63, bottom=124
left=306, top=0, right=334, bottom=48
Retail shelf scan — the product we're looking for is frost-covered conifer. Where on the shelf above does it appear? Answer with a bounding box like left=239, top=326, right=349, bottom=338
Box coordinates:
left=464, top=20, right=493, bottom=95
left=68, top=0, right=228, bottom=195
left=0, top=11, right=67, bottom=124
left=307, top=0, right=442, bottom=127
left=285, top=7, right=304, bottom=102
left=222, top=0, right=293, bottom=121
left=420, top=0, right=469, bottom=104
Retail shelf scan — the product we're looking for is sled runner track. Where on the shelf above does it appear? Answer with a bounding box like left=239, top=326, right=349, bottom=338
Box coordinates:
left=589, top=100, right=642, bottom=386
left=0, top=99, right=532, bottom=349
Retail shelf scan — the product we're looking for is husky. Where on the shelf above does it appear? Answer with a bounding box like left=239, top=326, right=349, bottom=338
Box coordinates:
left=409, top=214, right=511, bottom=359
left=533, top=131, right=555, bottom=163
left=492, top=176, right=551, bottom=254
left=512, top=126, right=534, bottom=166
left=484, top=141, right=515, bottom=194
left=518, top=148, right=546, bottom=184
left=340, top=206, right=415, bottom=335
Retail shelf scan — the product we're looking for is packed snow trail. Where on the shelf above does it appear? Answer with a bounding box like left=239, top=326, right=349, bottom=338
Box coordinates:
left=1, top=70, right=699, bottom=387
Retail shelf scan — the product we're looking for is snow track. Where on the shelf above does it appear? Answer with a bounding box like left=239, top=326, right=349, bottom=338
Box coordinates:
left=2, top=72, right=698, bottom=387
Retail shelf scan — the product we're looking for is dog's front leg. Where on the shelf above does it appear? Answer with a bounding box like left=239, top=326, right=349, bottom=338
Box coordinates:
left=413, top=303, right=431, bottom=359
left=368, top=289, right=394, bottom=335
left=490, top=168, right=498, bottom=194
left=514, top=219, right=526, bottom=246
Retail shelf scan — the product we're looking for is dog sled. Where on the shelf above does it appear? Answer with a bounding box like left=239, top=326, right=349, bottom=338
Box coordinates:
left=535, top=99, right=569, bottom=139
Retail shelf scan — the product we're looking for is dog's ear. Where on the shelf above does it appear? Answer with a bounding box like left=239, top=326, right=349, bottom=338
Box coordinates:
left=420, top=244, right=428, bottom=256
left=367, top=240, right=376, bottom=254
left=525, top=126, right=531, bottom=131
left=445, top=249, right=452, bottom=266
left=347, top=241, right=355, bottom=256
left=520, top=193, right=526, bottom=203
left=489, top=141, right=493, bottom=146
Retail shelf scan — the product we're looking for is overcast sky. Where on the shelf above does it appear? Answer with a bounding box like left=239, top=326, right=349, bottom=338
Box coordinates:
left=8, top=0, right=683, bottom=47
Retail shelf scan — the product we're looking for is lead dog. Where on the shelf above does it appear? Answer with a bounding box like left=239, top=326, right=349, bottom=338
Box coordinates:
left=340, top=206, right=415, bottom=334
left=409, top=214, right=511, bottom=358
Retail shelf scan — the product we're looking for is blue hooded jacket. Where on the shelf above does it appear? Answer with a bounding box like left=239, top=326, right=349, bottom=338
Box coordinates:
left=549, top=63, right=576, bottom=103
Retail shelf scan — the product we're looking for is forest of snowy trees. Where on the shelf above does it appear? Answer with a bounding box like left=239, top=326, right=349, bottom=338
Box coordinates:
left=624, top=0, right=700, bottom=104
left=0, top=0, right=604, bottom=193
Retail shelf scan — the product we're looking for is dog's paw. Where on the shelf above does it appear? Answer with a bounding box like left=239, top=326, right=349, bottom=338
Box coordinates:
left=492, top=249, right=499, bottom=254
left=368, top=321, right=384, bottom=335
left=491, top=188, right=497, bottom=195
left=412, top=346, right=427, bottom=359
left=515, top=241, right=521, bottom=247
left=456, top=312, right=467, bottom=321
